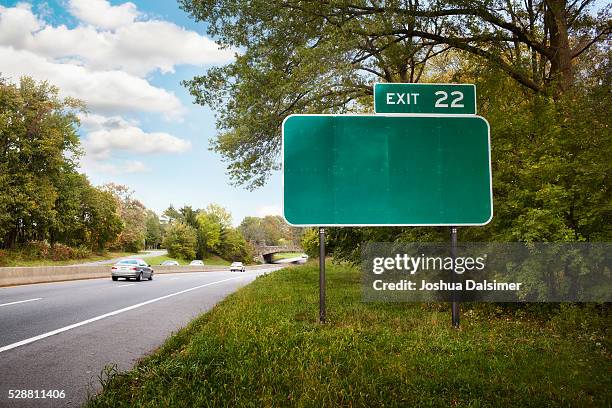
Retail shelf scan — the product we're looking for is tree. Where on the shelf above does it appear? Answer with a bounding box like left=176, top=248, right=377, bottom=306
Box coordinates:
left=103, top=183, right=147, bottom=252
left=0, top=76, right=84, bottom=248
left=219, top=227, right=253, bottom=263
left=80, top=187, right=124, bottom=251
left=180, top=206, right=199, bottom=228
left=163, top=205, right=182, bottom=223
left=239, top=216, right=266, bottom=244
left=239, top=215, right=303, bottom=246
left=205, top=204, right=232, bottom=229
left=196, top=212, right=222, bottom=256
left=145, top=211, right=163, bottom=249
left=181, top=0, right=610, bottom=187
left=314, top=52, right=612, bottom=263
left=162, top=222, right=197, bottom=260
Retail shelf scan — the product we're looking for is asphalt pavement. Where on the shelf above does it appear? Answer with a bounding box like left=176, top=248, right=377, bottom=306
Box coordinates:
left=0, top=266, right=281, bottom=407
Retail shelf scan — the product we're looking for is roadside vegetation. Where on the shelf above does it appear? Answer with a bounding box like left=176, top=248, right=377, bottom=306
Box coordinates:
left=89, top=262, right=610, bottom=407
left=145, top=254, right=231, bottom=266
left=0, top=249, right=136, bottom=267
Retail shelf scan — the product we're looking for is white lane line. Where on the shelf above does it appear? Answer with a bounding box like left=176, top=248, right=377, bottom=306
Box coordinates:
left=117, top=283, right=135, bottom=288
left=0, top=298, right=43, bottom=308
left=0, top=275, right=247, bottom=353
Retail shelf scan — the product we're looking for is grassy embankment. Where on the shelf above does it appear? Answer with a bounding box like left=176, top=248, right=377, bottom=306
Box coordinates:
left=0, top=251, right=136, bottom=267
left=271, top=251, right=304, bottom=261
left=145, top=254, right=231, bottom=266
left=89, top=261, right=611, bottom=407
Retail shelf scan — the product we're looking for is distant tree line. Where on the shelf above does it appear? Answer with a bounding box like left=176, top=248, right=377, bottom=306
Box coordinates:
left=161, top=204, right=253, bottom=263
left=238, top=215, right=302, bottom=247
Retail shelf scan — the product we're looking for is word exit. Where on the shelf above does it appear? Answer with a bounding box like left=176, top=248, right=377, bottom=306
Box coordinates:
left=385, top=93, right=420, bottom=105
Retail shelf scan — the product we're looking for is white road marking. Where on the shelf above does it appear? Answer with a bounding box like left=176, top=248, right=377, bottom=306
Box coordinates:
left=0, top=275, right=247, bottom=354
left=117, top=283, right=135, bottom=288
left=0, top=298, right=42, bottom=308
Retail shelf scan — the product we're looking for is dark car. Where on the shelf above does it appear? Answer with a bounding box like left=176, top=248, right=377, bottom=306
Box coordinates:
left=111, top=259, right=154, bottom=281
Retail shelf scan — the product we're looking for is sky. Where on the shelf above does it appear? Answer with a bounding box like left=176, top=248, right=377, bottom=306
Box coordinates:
left=0, top=0, right=283, bottom=225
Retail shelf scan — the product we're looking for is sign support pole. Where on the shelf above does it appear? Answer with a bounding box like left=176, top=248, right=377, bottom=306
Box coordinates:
left=319, top=227, right=326, bottom=324
left=450, top=226, right=460, bottom=328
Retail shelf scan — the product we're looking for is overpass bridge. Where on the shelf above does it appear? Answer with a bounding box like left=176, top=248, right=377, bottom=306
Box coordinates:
left=254, top=244, right=303, bottom=263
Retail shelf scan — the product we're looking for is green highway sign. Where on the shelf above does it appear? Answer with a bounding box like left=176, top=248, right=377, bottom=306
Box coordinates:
left=282, top=115, right=492, bottom=226
left=374, top=83, right=476, bottom=114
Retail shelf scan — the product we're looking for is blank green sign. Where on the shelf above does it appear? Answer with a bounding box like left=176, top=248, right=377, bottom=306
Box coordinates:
left=283, top=115, right=492, bottom=226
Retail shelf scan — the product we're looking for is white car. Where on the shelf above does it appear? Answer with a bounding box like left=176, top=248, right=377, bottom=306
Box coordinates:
left=189, top=260, right=204, bottom=266
left=230, top=262, right=246, bottom=272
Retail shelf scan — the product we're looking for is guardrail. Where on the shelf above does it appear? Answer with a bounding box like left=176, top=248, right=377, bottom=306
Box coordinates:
left=0, top=264, right=273, bottom=287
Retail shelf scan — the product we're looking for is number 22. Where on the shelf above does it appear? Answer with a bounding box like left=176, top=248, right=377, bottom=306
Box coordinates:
left=434, top=91, right=464, bottom=108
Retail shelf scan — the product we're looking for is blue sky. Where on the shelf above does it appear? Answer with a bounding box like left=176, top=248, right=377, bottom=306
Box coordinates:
left=0, top=0, right=283, bottom=225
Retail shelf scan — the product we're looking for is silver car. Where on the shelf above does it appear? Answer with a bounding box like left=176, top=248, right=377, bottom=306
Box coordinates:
left=230, top=262, right=245, bottom=272
left=189, top=260, right=204, bottom=266
left=161, top=260, right=179, bottom=266
left=111, top=259, right=154, bottom=281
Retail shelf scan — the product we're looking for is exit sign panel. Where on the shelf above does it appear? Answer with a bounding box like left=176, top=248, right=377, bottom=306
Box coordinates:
left=282, top=115, right=492, bottom=226
left=374, top=83, right=476, bottom=114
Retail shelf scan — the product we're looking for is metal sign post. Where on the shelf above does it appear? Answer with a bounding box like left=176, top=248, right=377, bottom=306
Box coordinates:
left=319, top=227, right=326, bottom=324
left=450, top=227, right=460, bottom=328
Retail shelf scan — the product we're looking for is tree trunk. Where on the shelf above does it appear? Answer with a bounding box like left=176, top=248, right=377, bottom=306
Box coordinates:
left=546, top=0, right=574, bottom=94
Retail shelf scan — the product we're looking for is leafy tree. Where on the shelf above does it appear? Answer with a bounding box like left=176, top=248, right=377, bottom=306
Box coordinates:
left=239, top=215, right=304, bottom=246
left=196, top=212, right=222, bottom=256
left=180, top=206, right=199, bottom=228
left=320, top=53, right=611, bottom=263
left=163, top=222, right=197, bottom=260
left=103, top=183, right=147, bottom=252
left=145, top=210, right=163, bottom=249
left=205, top=204, right=233, bottom=229
left=219, top=227, right=253, bottom=262
left=80, top=186, right=124, bottom=251
left=239, top=216, right=266, bottom=244
left=0, top=76, right=83, bottom=248
left=180, top=0, right=609, bottom=187
left=163, top=205, right=182, bottom=223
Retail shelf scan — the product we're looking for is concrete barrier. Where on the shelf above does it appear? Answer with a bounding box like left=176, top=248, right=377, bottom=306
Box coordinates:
left=0, top=264, right=274, bottom=287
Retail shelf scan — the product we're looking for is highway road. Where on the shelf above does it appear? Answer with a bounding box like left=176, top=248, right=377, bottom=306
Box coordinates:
left=0, top=266, right=281, bottom=407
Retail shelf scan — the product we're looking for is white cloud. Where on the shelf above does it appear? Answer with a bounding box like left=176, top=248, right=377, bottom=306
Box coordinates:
left=0, top=3, right=41, bottom=47
left=256, top=205, right=283, bottom=217
left=68, top=0, right=139, bottom=30
left=0, top=2, right=235, bottom=77
left=0, top=47, right=184, bottom=118
left=0, top=2, right=216, bottom=175
left=81, top=114, right=191, bottom=159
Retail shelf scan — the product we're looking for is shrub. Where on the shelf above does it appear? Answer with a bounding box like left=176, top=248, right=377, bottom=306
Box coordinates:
left=50, top=243, right=76, bottom=261
left=163, top=222, right=197, bottom=260
left=23, top=241, right=51, bottom=258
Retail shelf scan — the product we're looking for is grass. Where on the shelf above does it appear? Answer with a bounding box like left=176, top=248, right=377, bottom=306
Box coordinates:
left=272, top=251, right=304, bottom=261
left=89, top=261, right=611, bottom=407
left=1, top=251, right=136, bottom=267
left=145, top=254, right=231, bottom=266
